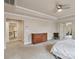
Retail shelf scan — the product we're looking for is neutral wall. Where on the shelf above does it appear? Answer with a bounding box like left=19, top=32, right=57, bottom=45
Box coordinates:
left=5, top=13, right=57, bottom=45
left=17, top=20, right=24, bottom=41
left=24, top=19, right=56, bottom=44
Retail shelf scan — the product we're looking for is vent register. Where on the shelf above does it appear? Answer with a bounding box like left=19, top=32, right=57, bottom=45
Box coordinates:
left=5, top=0, right=15, bottom=5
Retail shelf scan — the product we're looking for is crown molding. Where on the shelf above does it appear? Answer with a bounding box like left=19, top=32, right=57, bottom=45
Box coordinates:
left=58, top=14, right=75, bottom=20
left=56, top=15, right=75, bottom=22
left=5, top=3, right=57, bottom=20
left=15, top=6, right=57, bottom=20
left=5, top=12, right=57, bottom=22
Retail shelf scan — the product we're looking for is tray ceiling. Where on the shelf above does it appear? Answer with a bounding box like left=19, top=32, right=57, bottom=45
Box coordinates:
left=5, top=0, right=75, bottom=19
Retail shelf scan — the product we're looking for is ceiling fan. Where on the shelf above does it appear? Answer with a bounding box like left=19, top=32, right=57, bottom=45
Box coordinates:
left=56, top=3, right=70, bottom=12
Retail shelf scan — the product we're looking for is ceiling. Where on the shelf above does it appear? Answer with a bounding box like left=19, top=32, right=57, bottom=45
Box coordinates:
left=16, top=0, right=75, bottom=18
left=5, top=0, right=75, bottom=19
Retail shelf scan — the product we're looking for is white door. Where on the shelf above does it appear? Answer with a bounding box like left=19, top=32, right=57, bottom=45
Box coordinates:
left=59, top=23, right=65, bottom=39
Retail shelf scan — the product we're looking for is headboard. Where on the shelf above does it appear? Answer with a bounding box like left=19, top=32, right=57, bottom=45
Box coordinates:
left=32, top=33, right=47, bottom=44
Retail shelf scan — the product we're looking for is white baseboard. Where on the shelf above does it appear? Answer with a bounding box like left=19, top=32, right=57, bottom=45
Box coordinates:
left=24, top=42, right=31, bottom=45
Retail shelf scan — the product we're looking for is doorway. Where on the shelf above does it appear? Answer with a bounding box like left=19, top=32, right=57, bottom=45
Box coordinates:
left=6, top=19, right=24, bottom=48
left=59, top=22, right=73, bottom=39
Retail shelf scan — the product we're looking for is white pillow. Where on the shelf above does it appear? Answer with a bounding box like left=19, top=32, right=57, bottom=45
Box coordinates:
left=64, top=35, right=72, bottom=40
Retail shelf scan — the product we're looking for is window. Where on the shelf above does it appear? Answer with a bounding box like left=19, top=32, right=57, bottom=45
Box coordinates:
left=4, top=0, right=15, bottom=5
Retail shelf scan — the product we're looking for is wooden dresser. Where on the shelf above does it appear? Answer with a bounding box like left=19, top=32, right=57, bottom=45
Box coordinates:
left=32, top=33, right=47, bottom=44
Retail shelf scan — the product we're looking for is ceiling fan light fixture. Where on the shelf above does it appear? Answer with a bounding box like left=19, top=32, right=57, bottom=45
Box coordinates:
left=57, top=8, right=62, bottom=12
left=56, top=4, right=63, bottom=12
left=57, top=5, right=62, bottom=9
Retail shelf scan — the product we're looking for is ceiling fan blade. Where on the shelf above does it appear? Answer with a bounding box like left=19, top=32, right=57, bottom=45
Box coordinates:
left=62, top=6, right=70, bottom=9
left=56, top=4, right=70, bottom=9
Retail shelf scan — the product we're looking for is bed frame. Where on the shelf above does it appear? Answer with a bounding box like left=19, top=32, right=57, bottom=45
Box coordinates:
left=32, top=33, right=47, bottom=44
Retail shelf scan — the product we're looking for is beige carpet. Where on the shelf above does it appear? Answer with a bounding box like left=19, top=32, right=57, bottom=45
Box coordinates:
left=5, top=40, right=57, bottom=59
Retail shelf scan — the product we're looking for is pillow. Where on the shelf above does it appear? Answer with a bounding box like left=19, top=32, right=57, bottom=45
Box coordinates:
left=64, top=35, right=72, bottom=40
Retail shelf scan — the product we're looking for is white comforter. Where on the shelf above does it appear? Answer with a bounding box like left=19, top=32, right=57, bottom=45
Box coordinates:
left=51, top=40, right=75, bottom=59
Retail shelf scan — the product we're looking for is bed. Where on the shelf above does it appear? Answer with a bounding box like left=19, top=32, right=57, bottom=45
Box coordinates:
left=31, top=33, right=75, bottom=59
left=50, top=40, right=75, bottom=59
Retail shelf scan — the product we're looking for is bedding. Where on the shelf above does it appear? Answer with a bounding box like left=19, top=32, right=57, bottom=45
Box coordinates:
left=50, top=40, right=75, bottom=59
